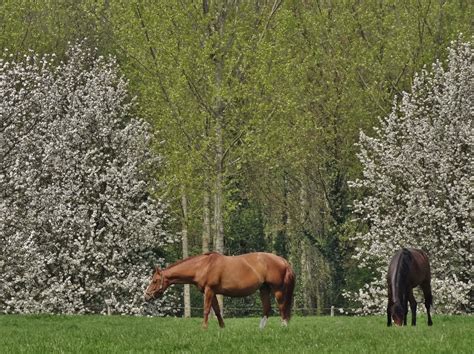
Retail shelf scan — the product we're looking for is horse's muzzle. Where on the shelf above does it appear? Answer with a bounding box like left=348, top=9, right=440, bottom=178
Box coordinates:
left=144, top=292, right=154, bottom=302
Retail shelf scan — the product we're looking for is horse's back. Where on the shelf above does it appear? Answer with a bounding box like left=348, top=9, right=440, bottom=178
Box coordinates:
left=408, top=248, right=431, bottom=282
left=241, top=252, right=290, bottom=284
left=409, top=248, right=430, bottom=265
left=388, top=248, right=430, bottom=287
left=219, top=253, right=289, bottom=289
left=237, top=252, right=288, bottom=270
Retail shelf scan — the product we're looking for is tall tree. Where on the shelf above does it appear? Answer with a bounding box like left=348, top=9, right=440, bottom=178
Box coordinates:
left=107, top=0, right=287, bottom=312
left=180, top=187, right=191, bottom=318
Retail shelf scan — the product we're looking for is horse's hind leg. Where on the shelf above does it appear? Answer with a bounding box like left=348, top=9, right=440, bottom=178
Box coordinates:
left=259, top=286, right=271, bottom=329
left=408, top=289, right=417, bottom=326
left=211, top=295, right=225, bottom=328
left=421, top=281, right=433, bottom=326
left=273, top=289, right=288, bottom=327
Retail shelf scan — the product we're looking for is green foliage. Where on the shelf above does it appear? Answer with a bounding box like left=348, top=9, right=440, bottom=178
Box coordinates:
left=0, top=0, right=111, bottom=56
left=1, top=0, right=472, bottom=314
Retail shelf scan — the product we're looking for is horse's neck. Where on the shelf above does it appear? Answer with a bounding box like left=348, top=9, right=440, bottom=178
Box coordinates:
left=164, top=256, right=203, bottom=285
left=393, top=284, right=406, bottom=304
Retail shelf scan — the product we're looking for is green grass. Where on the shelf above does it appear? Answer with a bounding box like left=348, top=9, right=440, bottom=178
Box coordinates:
left=0, top=314, right=472, bottom=353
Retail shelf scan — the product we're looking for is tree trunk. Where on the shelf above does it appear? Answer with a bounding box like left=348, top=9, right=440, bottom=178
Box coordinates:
left=214, top=137, right=224, bottom=257
left=202, top=188, right=213, bottom=315
left=300, top=241, right=311, bottom=315
left=213, top=4, right=226, bottom=313
left=299, top=182, right=313, bottom=315
left=181, top=187, right=191, bottom=318
left=202, top=189, right=211, bottom=253
left=214, top=136, right=224, bottom=312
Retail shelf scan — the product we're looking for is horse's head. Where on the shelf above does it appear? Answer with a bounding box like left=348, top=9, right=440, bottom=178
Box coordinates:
left=144, top=267, right=168, bottom=301
left=391, top=303, right=404, bottom=326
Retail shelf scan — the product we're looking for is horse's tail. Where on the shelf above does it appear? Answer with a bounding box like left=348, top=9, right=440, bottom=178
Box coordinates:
left=283, top=264, right=295, bottom=321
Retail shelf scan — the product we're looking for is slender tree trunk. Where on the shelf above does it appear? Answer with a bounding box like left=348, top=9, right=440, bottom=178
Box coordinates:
left=213, top=5, right=227, bottom=313
left=315, top=265, right=322, bottom=316
left=280, top=171, right=290, bottom=257
left=214, top=130, right=225, bottom=312
left=201, top=188, right=213, bottom=315
left=181, top=187, right=191, bottom=318
left=214, top=143, right=224, bottom=257
left=298, top=183, right=310, bottom=315
left=202, top=189, right=211, bottom=253
left=300, top=241, right=311, bottom=315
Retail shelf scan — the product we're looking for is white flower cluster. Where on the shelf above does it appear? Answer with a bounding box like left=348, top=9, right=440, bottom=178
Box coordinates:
left=0, top=44, right=178, bottom=315
left=348, top=38, right=473, bottom=314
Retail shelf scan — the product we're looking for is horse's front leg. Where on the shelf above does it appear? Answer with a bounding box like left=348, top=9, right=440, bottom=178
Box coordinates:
left=259, top=286, right=271, bottom=329
left=408, top=290, right=417, bottom=326
left=387, top=299, right=393, bottom=327
left=403, top=294, right=409, bottom=326
left=202, top=287, right=214, bottom=329
left=387, top=285, right=393, bottom=327
left=211, top=295, right=225, bottom=328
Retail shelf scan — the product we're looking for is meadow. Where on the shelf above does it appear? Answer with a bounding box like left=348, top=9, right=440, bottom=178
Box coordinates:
left=0, top=314, right=472, bottom=353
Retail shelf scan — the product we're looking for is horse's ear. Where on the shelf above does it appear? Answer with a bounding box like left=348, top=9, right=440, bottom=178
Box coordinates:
left=154, top=266, right=162, bottom=274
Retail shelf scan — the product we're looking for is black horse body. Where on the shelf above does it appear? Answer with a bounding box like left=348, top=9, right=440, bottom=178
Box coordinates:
left=386, top=248, right=433, bottom=326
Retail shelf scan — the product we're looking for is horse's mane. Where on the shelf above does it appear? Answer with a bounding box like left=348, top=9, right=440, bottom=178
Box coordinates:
left=165, top=251, right=219, bottom=269
left=395, top=248, right=412, bottom=297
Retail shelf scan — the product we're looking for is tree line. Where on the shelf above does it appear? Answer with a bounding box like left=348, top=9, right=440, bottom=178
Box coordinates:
left=0, top=0, right=472, bottom=315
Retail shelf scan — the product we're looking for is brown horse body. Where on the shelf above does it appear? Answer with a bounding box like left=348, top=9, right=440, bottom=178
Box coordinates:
left=387, top=248, right=433, bottom=326
left=144, top=252, right=295, bottom=329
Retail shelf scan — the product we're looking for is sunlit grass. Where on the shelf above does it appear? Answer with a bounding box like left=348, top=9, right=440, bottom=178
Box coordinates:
left=0, top=314, right=472, bottom=353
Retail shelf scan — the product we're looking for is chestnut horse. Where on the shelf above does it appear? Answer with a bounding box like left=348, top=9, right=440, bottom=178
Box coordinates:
left=387, top=248, right=433, bottom=327
left=144, top=252, right=295, bottom=329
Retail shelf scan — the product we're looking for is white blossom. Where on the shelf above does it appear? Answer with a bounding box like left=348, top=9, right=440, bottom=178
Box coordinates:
left=0, top=44, right=179, bottom=315
left=348, top=38, right=473, bottom=314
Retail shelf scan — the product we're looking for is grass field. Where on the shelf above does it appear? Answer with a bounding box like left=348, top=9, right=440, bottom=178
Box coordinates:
left=0, top=314, right=472, bottom=353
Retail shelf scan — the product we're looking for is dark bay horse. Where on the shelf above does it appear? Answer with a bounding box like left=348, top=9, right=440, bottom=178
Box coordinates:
left=387, top=248, right=433, bottom=327
left=144, top=252, right=295, bottom=329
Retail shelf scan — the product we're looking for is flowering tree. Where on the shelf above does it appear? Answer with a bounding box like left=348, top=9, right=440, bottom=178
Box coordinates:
left=348, top=38, right=472, bottom=314
left=0, top=44, right=178, bottom=314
